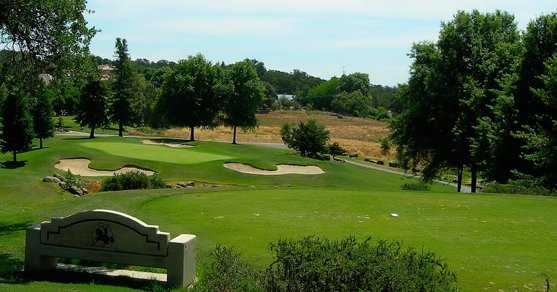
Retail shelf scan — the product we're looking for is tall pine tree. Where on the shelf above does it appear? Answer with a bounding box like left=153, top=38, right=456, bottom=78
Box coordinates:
left=32, top=84, right=54, bottom=148
left=1, top=92, right=34, bottom=162
left=76, top=80, right=110, bottom=139
left=110, top=38, right=134, bottom=137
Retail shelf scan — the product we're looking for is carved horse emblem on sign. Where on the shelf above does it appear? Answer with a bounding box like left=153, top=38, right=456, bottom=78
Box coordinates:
left=92, top=224, right=114, bottom=248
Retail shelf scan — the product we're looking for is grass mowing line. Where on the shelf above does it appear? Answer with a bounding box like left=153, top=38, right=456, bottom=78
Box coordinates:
left=79, top=141, right=232, bottom=164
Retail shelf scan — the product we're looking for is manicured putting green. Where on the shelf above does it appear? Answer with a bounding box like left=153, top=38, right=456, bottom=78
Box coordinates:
left=80, top=141, right=232, bottom=164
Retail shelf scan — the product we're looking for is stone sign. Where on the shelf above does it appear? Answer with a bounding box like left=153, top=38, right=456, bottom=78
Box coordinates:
left=25, top=209, right=196, bottom=288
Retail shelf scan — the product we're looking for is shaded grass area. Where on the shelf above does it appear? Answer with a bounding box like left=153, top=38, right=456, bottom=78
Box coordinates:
left=0, top=136, right=555, bottom=291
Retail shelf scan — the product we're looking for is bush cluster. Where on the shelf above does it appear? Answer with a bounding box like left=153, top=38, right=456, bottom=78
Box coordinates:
left=401, top=182, right=431, bottom=191
left=193, top=236, right=457, bottom=292
left=281, top=120, right=330, bottom=158
left=101, top=171, right=166, bottom=191
left=483, top=182, right=552, bottom=196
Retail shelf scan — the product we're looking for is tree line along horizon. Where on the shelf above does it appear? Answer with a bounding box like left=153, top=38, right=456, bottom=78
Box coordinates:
left=0, top=2, right=556, bottom=194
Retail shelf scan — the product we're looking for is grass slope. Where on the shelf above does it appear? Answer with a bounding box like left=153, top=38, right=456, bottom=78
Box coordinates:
left=0, top=136, right=555, bottom=291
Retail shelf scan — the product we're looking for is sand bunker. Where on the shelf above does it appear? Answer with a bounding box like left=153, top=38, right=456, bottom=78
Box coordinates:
left=55, top=159, right=155, bottom=177
left=141, top=139, right=193, bottom=148
left=224, top=163, right=324, bottom=176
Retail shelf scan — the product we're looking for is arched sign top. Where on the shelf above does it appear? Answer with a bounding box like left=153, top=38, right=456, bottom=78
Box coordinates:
left=40, top=209, right=170, bottom=256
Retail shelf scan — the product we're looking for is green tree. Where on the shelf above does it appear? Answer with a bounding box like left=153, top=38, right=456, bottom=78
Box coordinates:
left=520, top=54, right=557, bottom=189
left=330, top=91, right=374, bottom=117
left=0, top=0, right=95, bottom=69
left=390, top=42, right=459, bottom=187
left=510, top=13, right=557, bottom=181
left=110, top=38, right=134, bottom=137
left=392, top=11, right=520, bottom=193
left=76, top=80, right=110, bottom=139
left=32, top=84, right=54, bottom=148
left=439, top=11, right=520, bottom=192
left=305, top=77, right=340, bottom=110
left=260, top=81, right=278, bottom=111
left=281, top=120, right=330, bottom=158
left=328, top=142, right=346, bottom=159
left=220, top=60, right=265, bottom=144
left=1, top=92, right=34, bottom=162
left=337, top=73, right=370, bottom=95
left=160, top=54, right=221, bottom=141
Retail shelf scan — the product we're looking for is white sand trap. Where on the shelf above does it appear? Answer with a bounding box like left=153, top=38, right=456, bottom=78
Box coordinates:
left=141, top=139, right=193, bottom=148
left=224, top=163, right=324, bottom=176
left=55, top=159, right=155, bottom=177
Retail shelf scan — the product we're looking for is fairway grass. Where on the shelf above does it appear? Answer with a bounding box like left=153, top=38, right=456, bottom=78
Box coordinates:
left=0, top=136, right=556, bottom=291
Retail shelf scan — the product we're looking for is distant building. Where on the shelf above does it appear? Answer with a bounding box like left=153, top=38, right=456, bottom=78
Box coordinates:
left=277, top=94, right=295, bottom=100
left=38, top=73, right=53, bottom=85
left=98, top=64, right=114, bottom=81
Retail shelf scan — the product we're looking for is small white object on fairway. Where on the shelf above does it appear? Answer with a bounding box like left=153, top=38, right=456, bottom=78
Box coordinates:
left=141, top=139, right=194, bottom=148
left=390, top=213, right=400, bottom=217
left=224, top=163, right=324, bottom=176
left=55, top=159, right=155, bottom=177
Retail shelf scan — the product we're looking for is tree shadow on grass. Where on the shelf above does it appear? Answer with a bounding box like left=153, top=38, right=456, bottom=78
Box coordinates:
left=0, top=255, right=168, bottom=290
left=0, top=222, right=32, bottom=236
left=0, top=161, right=27, bottom=169
left=0, top=253, right=26, bottom=284
left=26, top=268, right=169, bottom=290
left=61, top=136, right=93, bottom=141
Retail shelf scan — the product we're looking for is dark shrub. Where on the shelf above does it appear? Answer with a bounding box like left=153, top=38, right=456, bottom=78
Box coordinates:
left=281, top=120, right=329, bottom=158
left=401, top=182, right=431, bottom=191
left=264, top=236, right=457, bottom=292
left=196, top=236, right=457, bottom=291
left=482, top=173, right=554, bottom=195
left=483, top=182, right=552, bottom=196
left=101, top=171, right=167, bottom=191
left=327, top=142, right=346, bottom=159
left=193, top=246, right=261, bottom=292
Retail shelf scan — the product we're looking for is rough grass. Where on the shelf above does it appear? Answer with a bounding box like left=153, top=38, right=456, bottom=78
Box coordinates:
left=0, top=136, right=556, bottom=291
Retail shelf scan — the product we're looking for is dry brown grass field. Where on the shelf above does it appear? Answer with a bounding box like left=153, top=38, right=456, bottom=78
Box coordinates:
left=142, top=111, right=392, bottom=159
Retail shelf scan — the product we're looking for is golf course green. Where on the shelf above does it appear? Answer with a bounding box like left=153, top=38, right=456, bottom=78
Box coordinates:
left=0, top=136, right=555, bottom=291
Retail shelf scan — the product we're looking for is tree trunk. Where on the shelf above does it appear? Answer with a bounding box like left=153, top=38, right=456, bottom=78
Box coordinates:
left=90, top=124, right=96, bottom=139
left=232, top=126, right=237, bottom=144
left=471, top=164, right=478, bottom=193
left=118, top=121, right=123, bottom=137
left=189, top=126, right=195, bottom=141
left=39, top=137, right=43, bottom=149
left=12, top=150, right=16, bottom=162
left=457, top=163, right=463, bottom=193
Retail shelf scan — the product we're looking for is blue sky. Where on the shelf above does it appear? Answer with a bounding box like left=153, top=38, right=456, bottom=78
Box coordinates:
left=86, top=0, right=556, bottom=86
